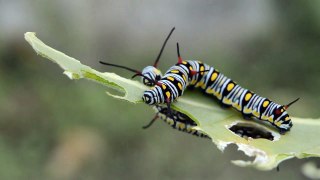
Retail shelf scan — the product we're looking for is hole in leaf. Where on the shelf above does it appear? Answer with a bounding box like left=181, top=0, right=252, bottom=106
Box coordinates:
left=228, top=122, right=276, bottom=141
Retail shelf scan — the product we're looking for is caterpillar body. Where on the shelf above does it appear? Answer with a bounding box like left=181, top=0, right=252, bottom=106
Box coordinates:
left=100, top=27, right=299, bottom=134
left=142, top=58, right=298, bottom=134
left=143, top=105, right=210, bottom=139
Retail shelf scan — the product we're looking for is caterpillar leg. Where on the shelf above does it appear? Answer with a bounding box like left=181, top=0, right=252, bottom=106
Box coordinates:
left=142, top=114, right=159, bottom=129
left=279, top=128, right=288, bottom=135
left=242, top=113, right=252, bottom=120
left=219, top=99, right=231, bottom=109
left=166, top=98, right=173, bottom=117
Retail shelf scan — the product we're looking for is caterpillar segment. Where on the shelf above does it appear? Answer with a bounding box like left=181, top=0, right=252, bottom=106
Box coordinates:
left=142, top=106, right=210, bottom=139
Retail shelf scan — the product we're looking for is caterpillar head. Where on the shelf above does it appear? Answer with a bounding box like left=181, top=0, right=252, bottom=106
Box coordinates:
left=141, top=66, right=162, bottom=86
left=273, top=106, right=293, bottom=133
left=142, top=87, right=163, bottom=105
left=273, top=98, right=299, bottom=134
left=99, top=27, right=175, bottom=87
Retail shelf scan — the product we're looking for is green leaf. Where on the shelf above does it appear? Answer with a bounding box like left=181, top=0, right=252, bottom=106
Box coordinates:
left=25, top=32, right=320, bottom=171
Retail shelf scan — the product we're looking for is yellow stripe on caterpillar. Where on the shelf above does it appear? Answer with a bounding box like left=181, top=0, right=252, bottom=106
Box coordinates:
left=205, top=88, right=215, bottom=94
left=178, top=122, right=186, bottom=129
left=211, top=72, right=218, bottom=81
left=263, top=100, right=269, bottom=107
left=227, top=83, right=234, bottom=91
left=243, top=107, right=251, bottom=114
left=166, top=91, right=171, bottom=98
left=275, top=121, right=282, bottom=127
left=167, top=76, right=174, bottom=81
left=195, top=81, right=203, bottom=87
left=222, top=98, right=232, bottom=105
left=171, top=70, right=179, bottom=73
left=252, top=110, right=260, bottom=117
left=177, top=82, right=183, bottom=90
left=268, top=117, right=274, bottom=123
left=234, top=103, right=242, bottom=111
left=182, top=74, right=187, bottom=82
left=245, top=93, right=252, bottom=101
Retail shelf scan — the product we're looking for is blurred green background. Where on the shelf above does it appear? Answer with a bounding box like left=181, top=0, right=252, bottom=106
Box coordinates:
left=1, top=0, right=319, bottom=179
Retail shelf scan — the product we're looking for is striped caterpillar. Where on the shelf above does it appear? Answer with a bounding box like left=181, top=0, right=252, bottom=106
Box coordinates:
left=100, top=28, right=299, bottom=134
left=144, top=105, right=210, bottom=138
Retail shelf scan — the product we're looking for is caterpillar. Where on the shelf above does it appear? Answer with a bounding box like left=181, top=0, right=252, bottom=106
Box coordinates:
left=143, top=105, right=210, bottom=139
left=99, top=27, right=207, bottom=137
left=100, top=27, right=299, bottom=134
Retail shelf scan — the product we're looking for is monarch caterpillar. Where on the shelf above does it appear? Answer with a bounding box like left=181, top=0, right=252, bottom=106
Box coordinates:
left=100, top=27, right=299, bottom=134
left=143, top=105, right=210, bottom=138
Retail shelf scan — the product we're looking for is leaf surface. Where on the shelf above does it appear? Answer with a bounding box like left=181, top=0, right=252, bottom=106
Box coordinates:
left=25, top=32, right=320, bottom=170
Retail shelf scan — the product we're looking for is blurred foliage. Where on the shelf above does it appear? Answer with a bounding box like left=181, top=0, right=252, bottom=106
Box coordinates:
left=0, top=0, right=319, bottom=179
